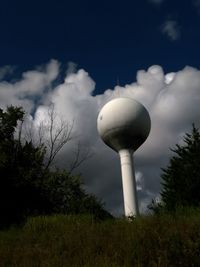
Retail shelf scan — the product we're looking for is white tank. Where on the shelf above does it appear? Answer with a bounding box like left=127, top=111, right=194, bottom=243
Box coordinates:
left=97, top=98, right=151, bottom=217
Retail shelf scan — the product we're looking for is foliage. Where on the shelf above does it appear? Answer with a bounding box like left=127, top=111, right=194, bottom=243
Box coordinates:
left=0, top=106, right=111, bottom=228
left=152, top=124, right=200, bottom=213
left=45, top=170, right=112, bottom=220
left=0, top=210, right=200, bottom=266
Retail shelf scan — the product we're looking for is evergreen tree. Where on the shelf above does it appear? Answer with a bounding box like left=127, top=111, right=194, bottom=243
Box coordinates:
left=160, top=124, right=200, bottom=211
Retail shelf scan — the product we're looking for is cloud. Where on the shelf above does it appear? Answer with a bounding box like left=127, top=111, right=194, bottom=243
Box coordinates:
left=194, top=0, right=200, bottom=7
left=193, top=0, right=200, bottom=14
left=161, top=20, right=180, bottom=41
left=148, top=0, right=164, bottom=5
left=0, top=59, right=59, bottom=112
left=1, top=61, right=200, bottom=216
left=0, top=65, right=15, bottom=80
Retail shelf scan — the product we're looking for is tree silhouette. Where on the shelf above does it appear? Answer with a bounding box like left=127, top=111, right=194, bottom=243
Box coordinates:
left=157, top=124, right=200, bottom=212
left=0, top=106, right=111, bottom=228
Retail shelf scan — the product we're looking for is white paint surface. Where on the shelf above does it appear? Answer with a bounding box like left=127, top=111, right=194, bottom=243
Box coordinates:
left=119, top=149, right=139, bottom=217
left=97, top=98, right=151, bottom=216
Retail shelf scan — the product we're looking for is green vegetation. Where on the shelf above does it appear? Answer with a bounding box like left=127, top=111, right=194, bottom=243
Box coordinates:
left=0, top=210, right=200, bottom=267
left=150, top=124, right=200, bottom=213
left=1, top=107, right=200, bottom=266
left=0, top=106, right=111, bottom=228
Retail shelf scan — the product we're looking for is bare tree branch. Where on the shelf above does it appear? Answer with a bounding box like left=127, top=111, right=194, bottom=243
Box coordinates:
left=22, top=104, right=91, bottom=172
left=68, top=141, right=92, bottom=174
left=44, top=104, right=74, bottom=169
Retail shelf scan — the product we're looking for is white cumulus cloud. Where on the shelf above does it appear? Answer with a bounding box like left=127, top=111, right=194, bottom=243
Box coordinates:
left=161, top=20, right=181, bottom=41
left=0, top=61, right=200, bottom=216
left=0, top=59, right=59, bottom=112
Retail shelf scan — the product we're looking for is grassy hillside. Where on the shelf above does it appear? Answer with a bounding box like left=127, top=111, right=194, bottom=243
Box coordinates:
left=0, top=209, right=200, bottom=267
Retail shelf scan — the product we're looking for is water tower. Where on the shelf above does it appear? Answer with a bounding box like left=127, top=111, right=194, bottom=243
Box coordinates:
left=97, top=98, right=151, bottom=217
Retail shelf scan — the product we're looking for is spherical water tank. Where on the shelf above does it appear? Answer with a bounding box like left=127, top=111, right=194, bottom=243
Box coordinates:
left=97, top=98, right=151, bottom=152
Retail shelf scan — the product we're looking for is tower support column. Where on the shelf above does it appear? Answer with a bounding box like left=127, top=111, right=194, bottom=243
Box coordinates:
left=119, top=149, right=139, bottom=217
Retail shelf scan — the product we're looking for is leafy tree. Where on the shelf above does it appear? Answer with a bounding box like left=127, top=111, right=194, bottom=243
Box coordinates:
left=46, top=170, right=112, bottom=220
left=152, top=124, right=200, bottom=212
left=0, top=106, right=49, bottom=226
left=0, top=106, right=111, bottom=228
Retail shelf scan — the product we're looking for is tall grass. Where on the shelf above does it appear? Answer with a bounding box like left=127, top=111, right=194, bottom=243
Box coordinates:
left=0, top=209, right=200, bottom=267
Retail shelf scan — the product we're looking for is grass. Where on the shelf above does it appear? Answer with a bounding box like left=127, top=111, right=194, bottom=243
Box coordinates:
left=0, top=209, right=200, bottom=267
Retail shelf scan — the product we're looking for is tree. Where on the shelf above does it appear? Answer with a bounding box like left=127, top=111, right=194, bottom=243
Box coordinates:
left=24, top=104, right=91, bottom=172
left=154, top=124, right=200, bottom=212
left=0, top=106, right=49, bottom=226
left=0, top=106, right=111, bottom=228
left=45, top=170, right=112, bottom=220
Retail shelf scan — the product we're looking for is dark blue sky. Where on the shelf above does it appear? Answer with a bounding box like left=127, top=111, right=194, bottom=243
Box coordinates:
left=0, top=0, right=200, bottom=93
